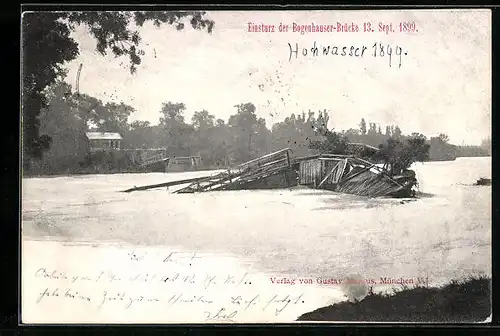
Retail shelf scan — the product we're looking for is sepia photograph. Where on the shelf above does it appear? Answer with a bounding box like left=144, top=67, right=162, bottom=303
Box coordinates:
left=21, top=8, right=491, bottom=324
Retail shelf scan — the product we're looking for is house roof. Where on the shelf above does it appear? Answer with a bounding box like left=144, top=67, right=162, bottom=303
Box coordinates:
left=85, top=132, right=122, bottom=140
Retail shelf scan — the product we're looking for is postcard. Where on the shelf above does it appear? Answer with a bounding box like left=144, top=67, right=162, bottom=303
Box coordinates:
left=21, top=8, right=491, bottom=324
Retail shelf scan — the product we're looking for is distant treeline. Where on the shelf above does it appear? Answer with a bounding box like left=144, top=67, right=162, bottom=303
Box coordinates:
left=24, top=81, right=491, bottom=176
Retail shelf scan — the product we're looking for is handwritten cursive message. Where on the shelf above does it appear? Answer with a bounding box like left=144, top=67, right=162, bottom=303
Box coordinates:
left=22, top=240, right=339, bottom=323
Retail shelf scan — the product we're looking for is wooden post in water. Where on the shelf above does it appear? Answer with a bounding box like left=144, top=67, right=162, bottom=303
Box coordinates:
left=285, top=150, right=291, bottom=186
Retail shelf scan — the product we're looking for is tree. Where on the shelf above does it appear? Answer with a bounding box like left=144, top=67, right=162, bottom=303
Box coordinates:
left=315, top=109, right=330, bottom=132
left=405, top=135, right=430, bottom=165
left=253, top=117, right=272, bottom=157
left=438, top=133, right=450, bottom=143
left=378, top=136, right=429, bottom=175
left=345, top=128, right=360, bottom=136
left=429, top=134, right=456, bottom=161
left=210, top=119, right=231, bottom=167
left=359, top=118, right=367, bottom=135
left=22, top=11, right=214, bottom=167
left=228, top=103, right=271, bottom=163
left=130, top=120, right=151, bottom=129
left=125, top=120, right=156, bottom=149
left=309, top=112, right=348, bottom=154
left=481, top=137, right=491, bottom=155
left=368, top=122, right=377, bottom=135
left=158, top=101, right=193, bottom=156
left=410, top=132, right=426, bottom=140
left=97, top=102, right=135, bottom=135
left=22, top=13, right=79, bottom=162
left=385, top=125, right=391, bottom=137
left=393, top=126, right=402, bottom=138
left=192, top=110, right=215, bottom=131
left=271, top=110, right=324, bottom=157
left=228, top=103, right=257, bottom=162
left=309, top=129, right=349, bottom=154
left=191, top=110, right=217, bottom=164
left=271, top=115, right=298, bottom=151
left=30, top=80, right=142, bottom=173
left=34, top=81, right=89, bottom=173
left=159, top=102, right=186, bottom=125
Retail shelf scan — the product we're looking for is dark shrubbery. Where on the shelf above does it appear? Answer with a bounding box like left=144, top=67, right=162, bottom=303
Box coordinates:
left=81, top=150, right=145, bottom=174
left=24, top=150, right=146, bottom=176
left=297, top=276, right=491, bottom=323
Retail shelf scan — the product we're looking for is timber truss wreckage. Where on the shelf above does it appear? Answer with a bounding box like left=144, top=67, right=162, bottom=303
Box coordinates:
left=123, top=147, right=418, bottom=198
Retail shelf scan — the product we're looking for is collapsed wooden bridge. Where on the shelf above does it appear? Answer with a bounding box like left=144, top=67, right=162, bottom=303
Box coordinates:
left=122, top=148, right=417, bottom=198
left=294, top=154, right=416, bottom=198
left=122, top=148, right=296, bottom=193
left=175, top=148, right=297, bottom=193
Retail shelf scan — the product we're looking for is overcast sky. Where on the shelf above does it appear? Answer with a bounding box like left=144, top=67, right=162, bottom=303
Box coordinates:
left=63, top=9, right=491, bottom=145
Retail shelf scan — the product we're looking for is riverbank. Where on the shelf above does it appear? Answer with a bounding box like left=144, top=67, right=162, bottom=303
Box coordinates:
left=22, top=149, right=227, bottom=178
left=297, top=276, right=491, bottom=322
left=22, top=166, right=223, bottom=179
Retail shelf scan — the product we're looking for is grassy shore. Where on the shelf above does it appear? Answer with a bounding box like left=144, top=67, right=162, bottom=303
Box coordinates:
left=22, top=166, right=223, bottom=178
left=297, top=276, right=491, bottom=323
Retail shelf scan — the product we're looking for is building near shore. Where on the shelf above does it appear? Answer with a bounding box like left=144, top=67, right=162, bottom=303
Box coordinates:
left=85, top=132, right=123, bottom=152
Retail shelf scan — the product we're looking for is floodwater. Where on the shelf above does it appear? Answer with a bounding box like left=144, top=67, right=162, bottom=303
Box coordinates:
left=22, top=157, right=491, bottom=289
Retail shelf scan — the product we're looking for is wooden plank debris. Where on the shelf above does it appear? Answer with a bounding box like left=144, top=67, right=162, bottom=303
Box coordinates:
left=175, top=148, right=296, bottom=193
left=121, top=175, right=212, bottom=193
left=296, top=153, right=414, bottom=198
left=318, top=162, right=339, bottom=188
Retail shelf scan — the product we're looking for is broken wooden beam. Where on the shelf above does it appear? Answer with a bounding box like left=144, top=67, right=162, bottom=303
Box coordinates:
left=174, top=171, right=243, bottom=193
left=318, top=162, right=339, bottom=188
left=121, top=175, right=213, bottom=193
left=237, top=165, right=288, bottom=184
left=237, top=148, right=292, bottom=171
left=340, top=164, right=376, bottom=184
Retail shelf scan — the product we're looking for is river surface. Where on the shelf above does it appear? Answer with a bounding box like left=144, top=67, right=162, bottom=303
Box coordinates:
left=22, top=157, right=491, bottom=288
